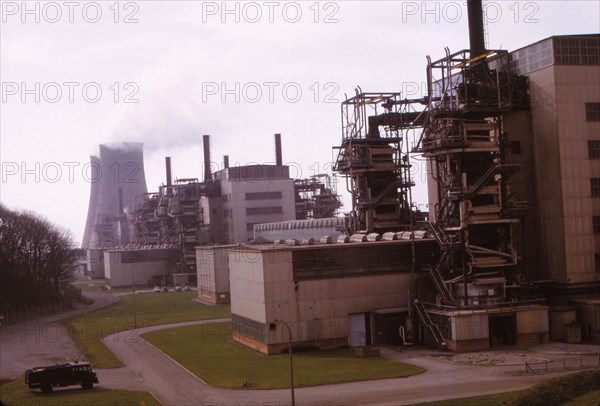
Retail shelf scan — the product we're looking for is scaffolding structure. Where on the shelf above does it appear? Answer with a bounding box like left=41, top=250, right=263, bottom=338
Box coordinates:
left=334, top=90, right=426, bottom=234
left=294, top=174, right=343, bottom=220
left=128, top=179, right=220, bottom=275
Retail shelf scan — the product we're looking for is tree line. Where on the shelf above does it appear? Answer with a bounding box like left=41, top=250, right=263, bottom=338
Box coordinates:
left=0, top=204, right=76, bottom=311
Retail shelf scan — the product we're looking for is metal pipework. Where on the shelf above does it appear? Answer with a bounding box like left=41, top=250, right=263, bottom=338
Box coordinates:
left=275, top=133, right=282, bottom=166
left=203, top=134, right=212, bottom=181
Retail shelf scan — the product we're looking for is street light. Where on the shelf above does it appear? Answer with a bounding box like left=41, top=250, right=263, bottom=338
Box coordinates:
left=131, top=264, right=137, bottom=328
left=275, top=319, right=295, bottom=406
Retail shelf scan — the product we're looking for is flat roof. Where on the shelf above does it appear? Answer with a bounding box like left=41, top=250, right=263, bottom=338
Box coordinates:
left=228, top=237, right=437, bottom=253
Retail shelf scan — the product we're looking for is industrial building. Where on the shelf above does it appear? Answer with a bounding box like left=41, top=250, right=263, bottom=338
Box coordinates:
left=196, top=245, right=232, bottom=304
left=228, top=1, right=598, bottom=353
left=229, top=237, right=439, bottom=354
left=81, top=0, right=598, bottom=350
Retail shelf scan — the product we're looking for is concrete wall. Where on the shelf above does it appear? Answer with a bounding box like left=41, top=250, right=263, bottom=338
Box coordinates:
left=526, top=63, right=600, bottom=293
left=516, top=307, right=550, bottom=345
left=86, top=248, right=105, bottom=278
left=549, top=307, right=578, bottom=341
left=196, top=246, right=231, bottom=304
left=104, top=250, right=170, bottom=288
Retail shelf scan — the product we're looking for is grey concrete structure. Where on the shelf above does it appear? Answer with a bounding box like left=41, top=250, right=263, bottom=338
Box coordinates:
left=103, top=247, right=175, bottom=288
left=214, top=165, right=296, bottom=244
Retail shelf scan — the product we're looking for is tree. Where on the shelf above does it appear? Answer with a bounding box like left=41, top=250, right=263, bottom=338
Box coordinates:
left=0, top=204, right=76, bottom=311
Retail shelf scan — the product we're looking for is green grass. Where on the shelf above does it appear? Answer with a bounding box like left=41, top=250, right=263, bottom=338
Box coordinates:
left=63, top=292, right=230, bottom=368
left=417, top=369, right=600, bottom=406
left=142, top=322, right=426, bottom=389
left=564, top=389, right=600, bottom=406
left=0, top=377, right=161, bottom=406
left=70, top=279, right=110, bottom=292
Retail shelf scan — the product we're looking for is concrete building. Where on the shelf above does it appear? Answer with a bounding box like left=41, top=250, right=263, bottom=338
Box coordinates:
left=103, top=247, right=176, bottom=288
left=228, top=239, right=437, bottom=354
left=196, top=245, right=231, bottom=304
left=228, top=238, right=550, bottom=354
left=214, top=164, right=296, bottom=244
left=502, top=34, right=600, bottom=342
left=506, top=34, right=600, bottom=299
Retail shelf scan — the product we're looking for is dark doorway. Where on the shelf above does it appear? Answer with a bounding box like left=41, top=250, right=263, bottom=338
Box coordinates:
left=489, top=313, right=516, bottom=346
left=372, top=312, right=404, bottom=346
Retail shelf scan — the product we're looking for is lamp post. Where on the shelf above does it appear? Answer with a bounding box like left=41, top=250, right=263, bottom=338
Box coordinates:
left=275, top=319, right=295, bottom=406
left=131, top=264, right=137, bottom=328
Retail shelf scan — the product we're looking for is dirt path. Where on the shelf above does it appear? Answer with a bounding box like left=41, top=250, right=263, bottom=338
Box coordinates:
left=0, top=291, right=117, bottom=380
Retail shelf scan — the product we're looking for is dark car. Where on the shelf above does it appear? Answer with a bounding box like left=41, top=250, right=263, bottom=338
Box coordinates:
left=25, top=361, right=99, bottom=393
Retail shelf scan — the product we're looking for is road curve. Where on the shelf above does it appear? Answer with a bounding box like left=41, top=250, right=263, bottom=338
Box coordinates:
left=102, top=320, right=584, bottom=406
left=2, top=292, right=587, bottom=405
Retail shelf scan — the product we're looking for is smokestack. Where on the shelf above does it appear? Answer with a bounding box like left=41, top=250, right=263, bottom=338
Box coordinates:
left=203, top=134, right=212, bottom=182
left=467, top=0, right=485, bottom=55
left=274, top=133, right=282, bottom=166
left=118, top=187, right=124, bottom=214
left=223, top=155, right=229, bottom=169
left=165, top=157, right=172, bottom=187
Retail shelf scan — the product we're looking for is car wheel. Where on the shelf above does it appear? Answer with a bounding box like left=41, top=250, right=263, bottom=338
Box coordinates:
left=82, top=380, right=93, bottom=389
left=41, top=383, right=53, bottom=393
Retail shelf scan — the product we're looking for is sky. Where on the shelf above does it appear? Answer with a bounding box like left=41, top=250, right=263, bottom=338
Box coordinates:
left=1, top=0, right=599, bottom=246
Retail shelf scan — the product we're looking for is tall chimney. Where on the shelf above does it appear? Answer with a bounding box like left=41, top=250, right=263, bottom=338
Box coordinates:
left=118, top=187, right=124, bottom=215
left=223, top=155, right=229, bottom=169
left=467, top=0, right=485, bottom=55
left=274, top=133, right=282, bottom=166
left=165, top=157, right=172, bottom=187
left=203, top=135, right=212, bottom=181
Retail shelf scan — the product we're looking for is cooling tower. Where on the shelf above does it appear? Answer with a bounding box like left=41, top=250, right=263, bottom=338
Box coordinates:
left=81, top=155, right=101, bottom=248
left=82, top=142, right=148, bottom=248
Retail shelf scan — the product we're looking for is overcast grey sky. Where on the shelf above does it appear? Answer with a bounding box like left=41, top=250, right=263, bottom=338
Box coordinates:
left=1, top=0, right=599, bottom=245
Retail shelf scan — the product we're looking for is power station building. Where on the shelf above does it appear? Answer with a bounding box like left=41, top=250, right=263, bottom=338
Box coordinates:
left=81, top=3, right=598, bottom=350
left=228, top=24, right=599, bottom=351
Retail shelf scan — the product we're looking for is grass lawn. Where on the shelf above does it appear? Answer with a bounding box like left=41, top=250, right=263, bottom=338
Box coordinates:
left=0, top=377, right=161, bottom=406
left=417, top=368, right=600, bottom=406
left=63, top=291, right=230, bottom=368
left=71, top=279, right=110, bottom=292
left=142, top=322, right=426, bottom=389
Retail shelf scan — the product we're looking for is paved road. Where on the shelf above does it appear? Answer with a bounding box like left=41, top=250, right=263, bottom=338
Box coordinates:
left=102, top=320, right=592, bottom=406
left=0, top=291, right=118, bottom=380
left=2, top=291, right=593, bottom=405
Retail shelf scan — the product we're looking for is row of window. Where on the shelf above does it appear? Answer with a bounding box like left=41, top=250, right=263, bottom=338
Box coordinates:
left=246, top=206, right=283, bottom=216
left=245, top=191, right=282, bottom=201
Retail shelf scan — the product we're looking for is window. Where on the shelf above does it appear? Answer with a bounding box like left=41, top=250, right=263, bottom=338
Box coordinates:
left=586, top=103, right=600, bottom=121
left=589, top=140, right=600, bottom=158
left=594, top=216, right=600, bottom=234
left=246, top=206, right=283, bottom=216
left=245, top=191, right=282, bottom=201
left=592, top=178, right=600, bottom=196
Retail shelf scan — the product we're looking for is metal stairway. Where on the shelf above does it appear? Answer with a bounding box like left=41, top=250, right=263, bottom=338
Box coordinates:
left=414, top=301, right=446, bottom=348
